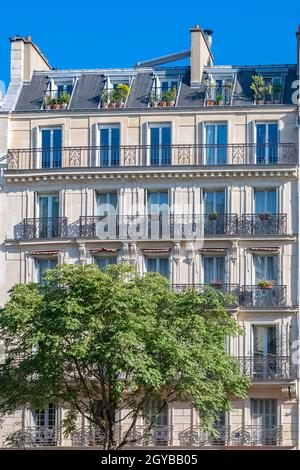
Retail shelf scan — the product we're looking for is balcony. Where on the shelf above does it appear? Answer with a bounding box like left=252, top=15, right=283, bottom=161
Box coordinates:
left=79, top=214, right=238, bottom=240
left=6, top=143, right=297, bottom=171
left=240, top=285, right=287, bottom=308
left=238, top=356, right=295, bottom=380
left=21, top=426, right=60, bottom=447
left=204, top=85, right=233, bottom=106
left=22, top=217, right=68, bottom=240
left=240, top=213, right=287, bottom=235
left=179, top=425, right=230, bottom=446
left=43, top=90, right=71, bottom=110
left=231, top=425, right=282, bottom=446
left=173, top=283, right=240, bottom=299
left=100, top=84, right=130, bottom=109
left=150, top=87, right=177, bottom=107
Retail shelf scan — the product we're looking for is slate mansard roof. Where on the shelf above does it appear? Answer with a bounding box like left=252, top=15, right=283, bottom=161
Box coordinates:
left=14, top=64, right=297, bottom=112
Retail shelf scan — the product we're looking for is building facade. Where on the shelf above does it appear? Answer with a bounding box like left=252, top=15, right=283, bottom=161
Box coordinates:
left=0, top=26, right=299, bottom=448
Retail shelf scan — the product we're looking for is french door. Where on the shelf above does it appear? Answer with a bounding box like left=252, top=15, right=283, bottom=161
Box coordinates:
left=99, top=126, right=120, bottom=166
left=38, top=195, right=59, bottom=238
left=147, top=401, right=169, bottom=445
left=146, top=257, right=169, bottom=279
left=251, top=399, right=278, bottom=445
left=96, top=192, right=118, bottom=239
left=203, top=190, right=226, bottom=234
left=147, top=191, right=169, bottom=239
left=203, top=256, right=225, bottom=284
left=253, top=255, right=277, bottom=284
left=41, top=128, right=62, bottom=168
left=149, top=125, right=171, bottom=166
left=205, top=124, right=227, bottom=165
left=256, top=123, right=278, bottom=164
left=30, top=403, right=58, bottom=446
left=252, top=325, right=277, bottom=379
left=96, top=257, right=117, bottom=269
left=254, top=190, right=276, bottom=214
left=36, top=258, right=58, bottom=285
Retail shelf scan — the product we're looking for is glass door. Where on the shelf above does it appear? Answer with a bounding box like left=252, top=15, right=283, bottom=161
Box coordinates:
left=149, top=125, right=171, bottom=166
left=37, top=258, right=58, bottom=285
left=41, top=128, right=62, bottom=168
left=252, top=325, right=277, bottom=379
left=205, top=124, right=227, bottom=165
left=146, top=257, right=169, bottom=279
left=148, top=401, right=169, bottom=445
left=31, top=403, right=58, bottom=446
left=203, top=190, right=225, bottom=234
left=38, top=195, right=59, bottom=238
left=96, top=192, right=118, bottom=239
left=147, top=191, right=169, bottom=239
left=254, top=190, right=277, bottom=234
left=96, top=257, right=117, bottom=269
left=99, top=126, right=120, bottom=166
left=251, top=399, right=278, bottom=445
left=256, top=123, right=278, bottom=164
left=254, top=255, right=277, bottom=284
left=203, top=256, right=225, bottom=285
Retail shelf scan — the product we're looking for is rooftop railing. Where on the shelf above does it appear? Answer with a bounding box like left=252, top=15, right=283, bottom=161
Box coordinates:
left=6, top=143, right=297, bottom=170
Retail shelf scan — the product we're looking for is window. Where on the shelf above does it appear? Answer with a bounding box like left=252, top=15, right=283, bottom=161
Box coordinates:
left=147, top=191, right=169, bottom=214
left=251, top=399, right=278, bottom=445
left=146, top=257, right=169, bottom=278
left=149, top=124, right=171, bottom=166
left=203, top=256, right=225, bottom=284
left=41, top=128, right=62, bottom=168
left=160, top=79, right=178, bottom=92
left=30, top=403, right=58, bottom=446
left=256, top=123, right=278, bottom=164
left=205, top=124, right=227, bottom=165
left=95, top=257, right=117, bottom=269
left=99, top=125, right=120, bottom=167
left=147, top=192, right=169, bottom=238
left=203, top=190, right=225, bottom=214
left=147, top=400, right=169, bottom=445
left=36, top=258, right=58, bottom=285
left=254, top=190, right=276, bottom=214
left=252, top=325, right=277, bottom=379
left=95, top=192, right=118, bottom=239
left=38, top=194, right=59, bottom=238
left=97, top=192, right=118, bottom=216
left=253, top=255, right=277, bottom=284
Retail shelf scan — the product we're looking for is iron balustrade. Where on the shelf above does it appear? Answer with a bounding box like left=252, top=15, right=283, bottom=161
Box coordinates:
left=79, top=214, right=239, bottom=240
left=172, top=283, right=240, bottom=297
left=237, top=355, right=295, bottom=380
left=150, top=86, right=178, bottom=107
left=22, top=426, right=61, bottom=447
left=240, top=213, right=287, bottom=235
left=6, top=143, right=297, bottom=170
left=231, top=425, right=283, bottom=446
left=22, top=217, right=68, bottom=240
left=179, top=425, right=231, bottom=446
left=240, top=285, right=287, bottom=308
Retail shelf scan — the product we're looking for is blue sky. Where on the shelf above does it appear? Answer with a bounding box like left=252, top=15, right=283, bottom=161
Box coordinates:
left=0, top=0, right=299, bottom=91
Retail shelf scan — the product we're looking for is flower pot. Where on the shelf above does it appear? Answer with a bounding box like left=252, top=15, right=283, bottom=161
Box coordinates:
left=209, top=213, right=219, bottom=221
left=102, top=102, right=109, bottom=109
left=160, top=102, right=167, bottom=107
left=259, top=213, right=272, bottom=221
left=61, top=103, right=68, bottom=109
left=45, top=104, right=51, bottom=110
left=256, top=99, right=264, bottom=105
left=170, top=100, right=175, bottom=106
left=259, top=285, right=273, bottom=290
left=206, top=99, right=216, bottom=106
left=54, top=103, right=61, bottom=110
left=151, top=101, right=159, bottom=107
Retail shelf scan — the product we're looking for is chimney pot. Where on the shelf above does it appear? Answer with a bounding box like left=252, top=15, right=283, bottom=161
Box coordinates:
left=195, top=25, right=200, bottom=29
left=26, top=36, right=31, bottom=42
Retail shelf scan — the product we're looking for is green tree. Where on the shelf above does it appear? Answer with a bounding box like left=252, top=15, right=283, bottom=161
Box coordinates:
left=0, top=264, right=249, bottom=449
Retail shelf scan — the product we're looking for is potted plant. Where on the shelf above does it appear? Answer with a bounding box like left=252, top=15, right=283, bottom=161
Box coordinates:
left=216, top=92, right=224, bottom=105
left=272, top=83, right=281, bottom=104
left=101, top=89, right=110, bottom=108
left=250, top=75, right=265, bottom=105
left=165, top=87, right=177, bottom=106
left=159, top=90, right=168, bottom=107
left=210, top=279, right=223, bottom=288
left=258, top=280, right=273, bottom=290
left=44, top=95, right=52, bottom=110
left=208, top=211, right=219, bottom=221
left=60, top=92, right=70, bottom=109
left=150, top=90, right=160, bottom=107
left=204, top=78, right=216, bottom=106
left=110, top=84, right=129, bottom=108
left=264, top=83, right=273, bottom=104
left=259, top=213, right=272, bottom=221
left=52, top=98, right=61, bottom=110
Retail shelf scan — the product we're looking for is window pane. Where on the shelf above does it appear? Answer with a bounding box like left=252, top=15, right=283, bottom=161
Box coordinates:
left=204, top=257, right=213, bottom=283
left=41, top=130, right=51, bottom=168
left=111, top=128, right=120, bottom=166
left=217, top=125, right=227, bottom=164
left=147, top=258, right=156, bottom=272
left=216, top=257, right=225, bottom=282
left=159, top=258, right=169, bottom=278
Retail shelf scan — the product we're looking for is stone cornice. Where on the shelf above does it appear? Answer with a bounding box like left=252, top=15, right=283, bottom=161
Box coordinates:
left=4, top=166, right=298, bottom=183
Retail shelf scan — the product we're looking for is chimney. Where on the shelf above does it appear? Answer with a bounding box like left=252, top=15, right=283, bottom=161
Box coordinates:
left=190, top=25, right=213, bottom=87
left=297, top=26, right=300, bottom=77
left=9, top=35, right=51, bottom=82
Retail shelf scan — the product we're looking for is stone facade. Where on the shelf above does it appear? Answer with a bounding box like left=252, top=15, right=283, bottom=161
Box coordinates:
left=0, top=26, right=299, bottom=448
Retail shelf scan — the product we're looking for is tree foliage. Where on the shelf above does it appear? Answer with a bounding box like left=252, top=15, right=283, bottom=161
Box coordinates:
left=0, top=264, right=249, bottom=449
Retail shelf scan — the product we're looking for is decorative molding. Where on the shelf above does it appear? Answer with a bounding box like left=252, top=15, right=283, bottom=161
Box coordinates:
left=281, top=384, right=297, bottom=400
left=173, top=242, right=181, bottom=264
left=78, top=243, right=87, bottom=265
left=186, top=242, right=194, bottom=264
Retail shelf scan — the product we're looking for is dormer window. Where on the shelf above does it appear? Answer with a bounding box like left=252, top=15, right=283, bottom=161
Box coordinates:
left=100, top=77, right=131, bottom=109
left=204, top=74, right=234, bottom=106
left=43, top=78, right=74, bottom=110
left=150, top=76, right=179, bottom=107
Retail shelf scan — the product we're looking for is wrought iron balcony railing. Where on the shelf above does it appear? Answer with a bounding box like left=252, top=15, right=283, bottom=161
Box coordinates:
left=22, top=217, right=68, bottom=240
left=240, top=213, right=287, bottom=235
left=79, top=214, right=238, bottom=240
left=237, top=355, right=295, bottom=380
left=204, top=85, right=233, bottom=106
left=179, top=425, right=230, bottom=446
left=239, top=285, right=287, bottom=308
left=6, top=143, right=297, bottom=170
left=231, top=425, right=283, bottom=446
left=172, top=283, right=240, bottom=299
left=150, top=86, right=178, bottom=107
left=129, top=425, right=173, bottom=446
left=22, top=426, right=61, bottom=447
